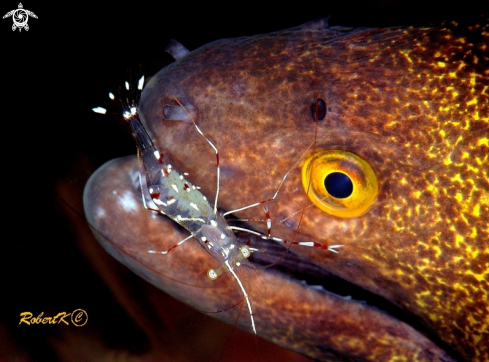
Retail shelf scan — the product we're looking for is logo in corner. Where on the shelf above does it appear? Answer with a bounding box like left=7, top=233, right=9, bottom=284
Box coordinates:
left=3, top=3, right=37, bottom=32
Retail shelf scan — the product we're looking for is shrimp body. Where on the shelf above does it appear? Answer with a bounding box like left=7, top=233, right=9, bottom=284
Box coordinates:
left=135, top=114, right=251, bottom=273
left=94, top=77, right=256, bottom=333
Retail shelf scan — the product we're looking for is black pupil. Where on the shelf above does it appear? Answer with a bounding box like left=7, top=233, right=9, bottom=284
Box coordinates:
left=324, top=172, right=353, bottom=198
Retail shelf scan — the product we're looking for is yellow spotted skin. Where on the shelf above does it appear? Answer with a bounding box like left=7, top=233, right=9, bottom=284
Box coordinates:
left=363, top=23, right=489, bottom=357
left=304, top=22, right=489, bottom=359
left=319, top=23, right=489, bottom=359
left=138, top=19, right=488, bottom=361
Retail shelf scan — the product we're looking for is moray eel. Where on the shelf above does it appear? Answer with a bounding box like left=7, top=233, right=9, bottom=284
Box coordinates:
left=84, top=19, right=488, bottom=361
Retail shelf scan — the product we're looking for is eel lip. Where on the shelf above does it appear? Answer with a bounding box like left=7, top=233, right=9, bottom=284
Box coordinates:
left=244, top=230, right=463, bottom=361
left=84, top=155, right=461, bottom=362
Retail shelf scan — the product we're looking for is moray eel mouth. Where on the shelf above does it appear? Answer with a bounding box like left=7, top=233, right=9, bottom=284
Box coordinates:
left=84, top=155, right=461, bottom=362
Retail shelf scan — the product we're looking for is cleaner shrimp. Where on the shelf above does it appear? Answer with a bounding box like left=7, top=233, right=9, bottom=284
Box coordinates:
left=91, top=75, right=342, bottom=337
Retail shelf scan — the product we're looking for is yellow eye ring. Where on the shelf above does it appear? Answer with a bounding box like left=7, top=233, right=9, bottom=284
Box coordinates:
left=301, top=150, right=378, bottom=217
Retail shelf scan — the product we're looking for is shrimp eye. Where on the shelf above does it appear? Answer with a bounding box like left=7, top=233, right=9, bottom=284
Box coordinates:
left=301, top=150, right=378, bottom=217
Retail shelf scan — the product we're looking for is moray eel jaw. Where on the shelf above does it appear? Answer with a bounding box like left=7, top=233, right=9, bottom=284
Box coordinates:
left=84, top=156, right=458, bottom=362
left=85, top=19, right=488, bottom=361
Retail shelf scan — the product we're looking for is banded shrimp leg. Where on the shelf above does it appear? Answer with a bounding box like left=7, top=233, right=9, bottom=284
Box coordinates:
left=169, top=99, right=343, bottom=262
left=165, top=98, right=343, bottom=259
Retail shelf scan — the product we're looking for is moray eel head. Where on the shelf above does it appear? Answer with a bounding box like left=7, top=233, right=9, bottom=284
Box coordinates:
left=85, top=19, right=488, bottom=361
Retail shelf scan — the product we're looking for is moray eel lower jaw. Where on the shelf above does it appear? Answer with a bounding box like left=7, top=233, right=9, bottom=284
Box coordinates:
left=84, top=155, right=459, bottom=362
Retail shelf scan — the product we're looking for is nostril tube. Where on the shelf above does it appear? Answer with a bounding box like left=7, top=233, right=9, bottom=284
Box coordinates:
left=165, top=39, right=190, bottom=60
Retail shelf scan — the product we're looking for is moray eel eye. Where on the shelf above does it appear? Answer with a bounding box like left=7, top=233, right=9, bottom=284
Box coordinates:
left=301, top=150, right=378, bottom=217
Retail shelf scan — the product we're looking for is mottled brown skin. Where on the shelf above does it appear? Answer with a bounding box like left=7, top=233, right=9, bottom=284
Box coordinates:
left=85, top=20, right=488, bottom=361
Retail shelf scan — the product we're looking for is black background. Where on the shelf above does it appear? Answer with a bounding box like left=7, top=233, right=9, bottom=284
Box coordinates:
left=3, top=1, right=488, bottom=361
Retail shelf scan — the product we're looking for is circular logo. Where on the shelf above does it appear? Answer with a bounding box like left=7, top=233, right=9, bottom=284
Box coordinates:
left=12, top=9, right=28, bottom=27
left=71, top=309, right=88, bottom=327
